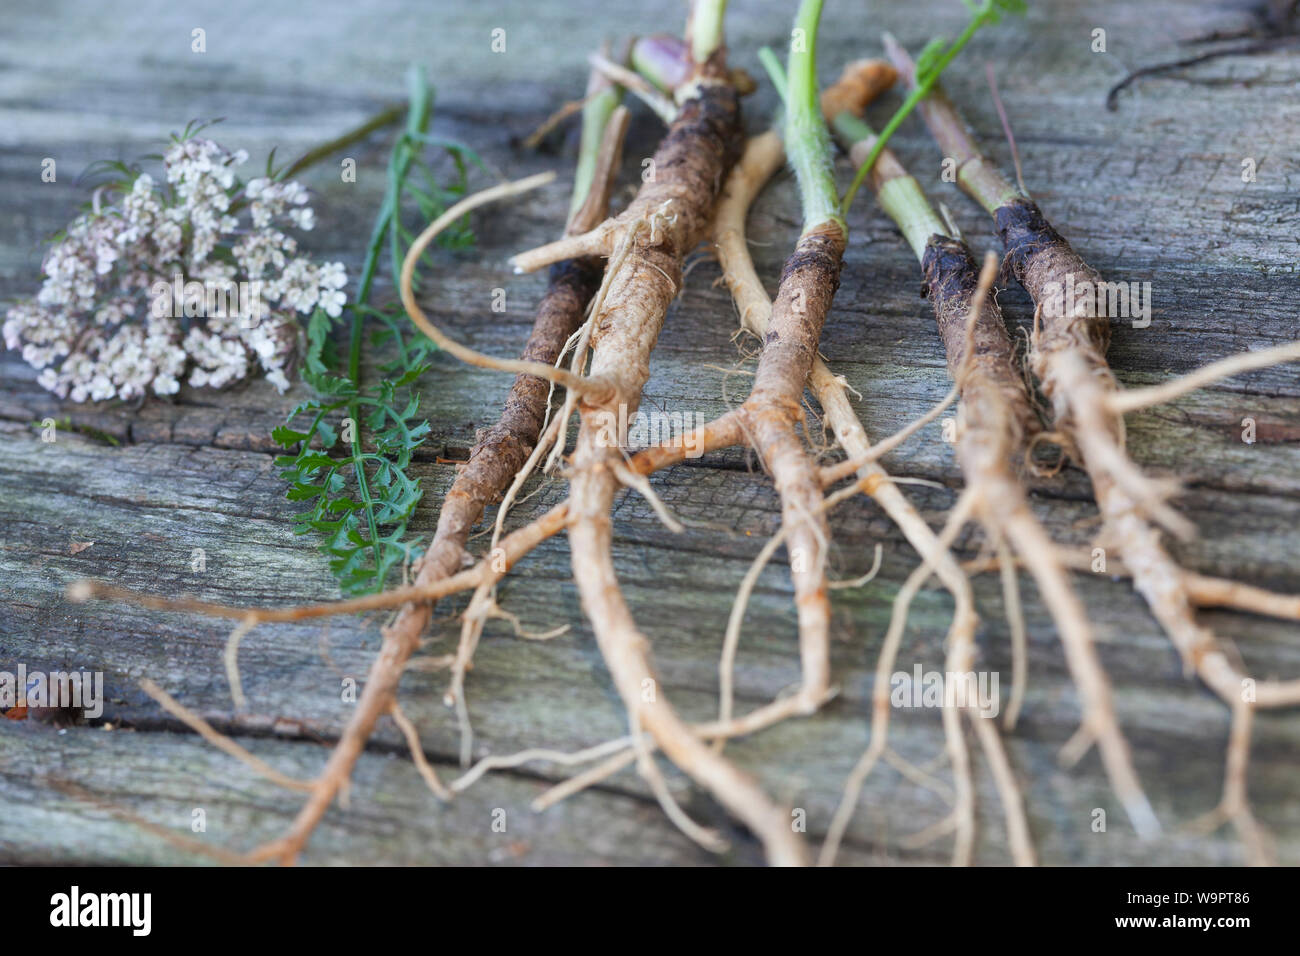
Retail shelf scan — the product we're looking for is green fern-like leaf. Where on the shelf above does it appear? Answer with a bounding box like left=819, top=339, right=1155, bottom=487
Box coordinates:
left=274, top=67, right=479, bottom=596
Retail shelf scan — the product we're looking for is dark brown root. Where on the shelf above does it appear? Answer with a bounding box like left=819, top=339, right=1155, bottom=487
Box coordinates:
left=714, top=125, right=1014, bottom=866
left=995, top=197, right=1297, bottom=862
left=563, top=62, right=814, bottom=863
left=732, top=222, right=847, bottom=712
left=923, top=238, right=1160, bottom=840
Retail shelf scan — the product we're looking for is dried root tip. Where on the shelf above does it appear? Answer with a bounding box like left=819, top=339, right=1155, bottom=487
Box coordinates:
left=511, top=221, right=619, bottom=275
left=820, top=59, right=898, bottom=121
left=1185, top=572, right=1300, bottom=620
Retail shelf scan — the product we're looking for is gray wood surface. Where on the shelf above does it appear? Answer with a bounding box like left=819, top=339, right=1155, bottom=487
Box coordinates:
left=1, top=0, right=1297, bottom=865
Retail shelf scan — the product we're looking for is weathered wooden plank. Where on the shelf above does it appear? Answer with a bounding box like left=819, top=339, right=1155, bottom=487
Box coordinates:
left=3, top=423, right=1299, bottom=864
left=2, top=721, right=900, bottom=866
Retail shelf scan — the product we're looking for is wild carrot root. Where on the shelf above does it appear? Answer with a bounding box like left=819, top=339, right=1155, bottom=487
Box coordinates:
left=441, top=103, right=633, bottom=763
left=564, top=8, right=820, bottom=866
left=729, top=213, right=847, bottom=716
left=397, top=2, right=804, bottom=865
left=817, top=60, right=1036, bottom=864
left=713, top=118, right=1005, bottom=864
left=887, top=35, right=1300, bottom=862
left=692, top=2, right=854, bottom=739
left=831, top=105, right=1159, bottom=840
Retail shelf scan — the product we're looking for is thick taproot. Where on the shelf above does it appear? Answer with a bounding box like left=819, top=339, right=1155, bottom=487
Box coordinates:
left=995, top=197, right=1109, bottom=359
left=921, top=234, right=1039, bottom=448
left=584, top=79, right=741, bottom=406
left=749, top=224, right=847, bottom=410
left=427, top=256, right=600, bottom=579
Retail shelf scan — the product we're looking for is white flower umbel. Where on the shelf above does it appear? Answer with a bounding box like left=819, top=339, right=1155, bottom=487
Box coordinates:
left=4, top=131, right=347, bottom=401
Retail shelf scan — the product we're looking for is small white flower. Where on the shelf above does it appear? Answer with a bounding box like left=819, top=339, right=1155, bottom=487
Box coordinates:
left=6, top=132, right=345, bottom=401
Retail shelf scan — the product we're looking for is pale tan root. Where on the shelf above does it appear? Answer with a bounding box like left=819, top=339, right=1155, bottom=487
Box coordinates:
left=533, top=750, right=638, bottom=811
left=1055, top=352, right=1300, bottom=705
left=400, top=173, right=615, bottom=400
left=138, top=678, right=313, bottom=792
left=712, top=129, right=977, bottom=742
left=451, top=736, right=635, bottom=793
left=817, top=384, right=959, bottom=488
left=1044, top=344, right=1300, bottom=854
left=1046, top=347, right=1192, bottom=540
left=520, top=689, right=853, bottom=813
left=997, top=536, right=1029, bottom=731
left=718, top=525, right=795, bottom=742
left=966, top=551, right=1300, bottom=621
left=829, top=542, right=884, bottom=589
left=1185, top=701, right=1274, bottom=866
left=940, top=593, right=977, bottom=866
left=819, top=490, right=980, bottom=866
left=1107, top=341, right=1300, bottom=415
left=389, top=700, right=452, bottom=802
left=569, top=457, right=807, bottom=864
left=739, top=408, right=835, bottom=712
left=714, top=128, right=1000, bottom=865
left=883, top=748, right=955, bottom=803
left=551, top=270, right=817, bottom=861
left=223, top=617, right=257, bottom=710
left=510, top=220, right=621, bottom=276
left=628, top=708, right=728, bottom=853
left=1183, top=573, right=1300, bottom=620
left=970, top=709, right=1036, bottom=865
left=68, top=500, right=570, bottom=624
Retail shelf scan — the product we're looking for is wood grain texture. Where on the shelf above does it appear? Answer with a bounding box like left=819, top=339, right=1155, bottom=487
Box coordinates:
left=1, top=0, right=1297, bottom=865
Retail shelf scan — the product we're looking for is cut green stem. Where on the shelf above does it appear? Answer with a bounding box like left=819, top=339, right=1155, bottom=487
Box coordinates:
left=882, top=32, right=1021, bottom=214
left=831, top=113, right=943, bottom=258
left=689, top=0, right=728, bottom=65
left=785, top=0, right=844, bottom=235
left=840, top=0, right=1022, bottom=214
left=570, top=58, right=625, bottom=225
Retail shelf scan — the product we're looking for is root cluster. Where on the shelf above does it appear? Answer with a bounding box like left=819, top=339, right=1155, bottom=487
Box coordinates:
left=64, top=29, right=1300, bottom=869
